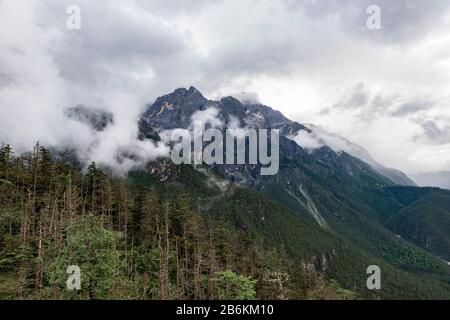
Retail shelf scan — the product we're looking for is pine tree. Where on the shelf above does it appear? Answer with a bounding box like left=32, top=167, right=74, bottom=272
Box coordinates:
left=48, top=214, right=122, bottom=299
left=0, top=144, right=13, bottom=180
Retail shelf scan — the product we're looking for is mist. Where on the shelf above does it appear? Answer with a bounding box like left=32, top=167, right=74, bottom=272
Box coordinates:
left=0, top=0, right=170, bottom=174
left=1, top=0, right=450, bottom=183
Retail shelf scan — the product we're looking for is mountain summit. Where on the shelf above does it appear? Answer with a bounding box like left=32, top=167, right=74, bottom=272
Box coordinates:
left=140, top=87, right=414, bottom=186
left=139, top=87, right=450, bottom=265
left=2, top=87, right=450, bottom=300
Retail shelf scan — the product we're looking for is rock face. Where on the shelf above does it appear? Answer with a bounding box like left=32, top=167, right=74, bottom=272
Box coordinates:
left=140, top=86, right=308, bottom=135
left=66, top=105, right=114, bottom=131
left=138, top=87, right=401, bottom=228
left=142, top=87, right=211, bottom=130
left=140, top=87, right=311, bottom=188
left=141, top=86, right=414, bottom=185
left=140, top=87, right=413, bottom=189
left=57, top=87, right=450, bottom=288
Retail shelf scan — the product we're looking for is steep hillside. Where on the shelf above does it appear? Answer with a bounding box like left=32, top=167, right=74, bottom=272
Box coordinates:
left=0, top=146, right=358, bottom=300
left=139, top=88, right=449, bottom=271
left=300, top=124, right=417, bottom=186
left=386, top=189, right=450, bottom=261
left=136, top=87, right=450, bottom=298
left=2, top=87, right=449, bottom=300
left=136, top=164, right=450, bottom=299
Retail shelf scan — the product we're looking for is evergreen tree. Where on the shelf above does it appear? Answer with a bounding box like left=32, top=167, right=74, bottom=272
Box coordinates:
left=47, top=214, right=122, bottom=299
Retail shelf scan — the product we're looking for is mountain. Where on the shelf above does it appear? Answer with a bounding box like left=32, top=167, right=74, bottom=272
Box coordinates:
left=3, top=145, right=446, bottom=300
left=384, top=187, right=450, bottom=261
left=65, top=105, right=114, bottom=131
left=141, top=86, right=306, bottom=136
left=412, top=171, right=450, bottom=190
left=138, top=164, right=450, bottom=299
left=138, top=87, right=450, bottom=298
left=2, top=87, right=449, bottom=300
left=292, top=124, right=417, bottom=186
left=141, top=87, right=415, bottom=185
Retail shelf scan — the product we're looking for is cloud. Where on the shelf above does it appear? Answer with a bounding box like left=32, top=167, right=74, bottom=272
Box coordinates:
left=78, top=93, right=170, bottom=175
left=390, top=100, right=436, bottom=117
left=289, top=130, right=324, bottom=150
left=190, top=108, right=224, bottom=129
left=0, top=0, right=68, bottom=150
left=333, top=83, right=370, bottom=110
left=0, top=0, right=170, bottom=174
left=1, top=0, right=450, bottom=180
left=232, top=92, right=261, bottom=105
left=415, top=119, right=450, bottom=145
left=299, top=0, right=450, bottom=44
left=159, top=107, right=224, bottom=144
left=288, top=124, right=367, bottom=155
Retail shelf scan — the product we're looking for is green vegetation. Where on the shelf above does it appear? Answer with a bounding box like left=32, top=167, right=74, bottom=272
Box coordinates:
left=0, top=143, right=354, bottom=300
left=385, top=188, right=450, bottom=261
left=47, top=214, right=123, bottom=299
left=239, top=147, right=450, bottom=298
left=0, top=143, right=449, bottom=300
left=210, top=271, right=257, bottom=300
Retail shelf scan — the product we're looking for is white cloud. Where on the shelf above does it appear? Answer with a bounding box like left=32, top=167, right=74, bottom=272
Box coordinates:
left=190, top=107, right=223, bottom=129
left=232, top=92, right=261, bottom=105
left=0, top=0, right=170, bottom=174
left=289, top=130, right=324, bottom=151
left=1, top=0, right=450, bottom=179
left=159, top=107, right=224, bottom=144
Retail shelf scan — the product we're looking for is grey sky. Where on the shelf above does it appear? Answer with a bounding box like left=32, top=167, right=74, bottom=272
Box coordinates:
left=1, top=0, right=450, bottom=177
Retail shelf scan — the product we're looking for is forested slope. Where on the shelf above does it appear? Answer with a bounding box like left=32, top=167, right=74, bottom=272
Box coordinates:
left=1, top=143, right=449, bottom=299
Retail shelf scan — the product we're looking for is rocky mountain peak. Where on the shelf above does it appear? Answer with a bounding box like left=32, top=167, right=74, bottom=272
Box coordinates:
left=158, top=86, right=208, bottom=107
left=65, top=105, right=114, bottom=131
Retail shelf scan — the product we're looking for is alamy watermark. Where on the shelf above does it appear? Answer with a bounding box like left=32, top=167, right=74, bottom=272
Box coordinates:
left=65, top=4, right=381, bottom=32
left=66, top=5, right=81, bottom=30
left=366, top=265, right=381, bottom=290
left=66, top=265, right=81, bottom=290
left=169, top=121, right=280, bottom=176
left=367, top=5, right=382, bottom=30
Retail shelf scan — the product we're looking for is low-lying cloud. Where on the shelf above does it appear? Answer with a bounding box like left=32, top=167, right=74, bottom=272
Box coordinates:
left=1, top=0, right=450, bottom=181
left=0, top=0, right=171, bottom=174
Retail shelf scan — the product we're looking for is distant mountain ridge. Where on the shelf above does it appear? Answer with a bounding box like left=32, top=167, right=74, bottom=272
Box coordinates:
left=17, top=86, right=449, bottom=299
left=133, top=87, right=450, bottom=298
left=299, top=124, right=417, bottom=186
left=65, top=105, right=114, bottom=131
left=140, top=87, right=415, bottom=186
left=141, top=86, right=307, bottom=136
left=412, top=171, right=450, bottom=190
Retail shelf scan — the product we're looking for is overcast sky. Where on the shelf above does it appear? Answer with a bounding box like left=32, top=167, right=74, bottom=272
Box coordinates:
left=1, top=0, right=450, bottom=177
